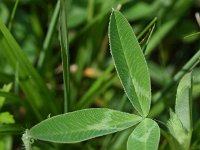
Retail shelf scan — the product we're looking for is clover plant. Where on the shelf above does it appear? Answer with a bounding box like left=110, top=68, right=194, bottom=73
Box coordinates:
left=21, top=10, right=193, bottom=150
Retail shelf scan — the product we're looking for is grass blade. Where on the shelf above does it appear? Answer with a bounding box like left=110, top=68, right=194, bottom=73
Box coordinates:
left=109, top=10, right=151, bottom=117
left=8, top=0, right=19, bottom=30
left=0, top=20, right=57, bottom=120
left=29, top=108, right=142, bottom=143
left=0, top=124, right=23, bottom=134
left=59, top=0, right=70, bottom=113
left=145, top=0, right=194, bottom=55
left=37, top=0, right=60, bottom=70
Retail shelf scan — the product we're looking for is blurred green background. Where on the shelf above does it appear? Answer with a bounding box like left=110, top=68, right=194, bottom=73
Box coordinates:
left=0, top=0, right=200, bottom=149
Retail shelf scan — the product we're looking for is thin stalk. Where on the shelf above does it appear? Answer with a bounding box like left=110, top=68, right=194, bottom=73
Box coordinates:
left=87, top=0, right=94, bottom=22
left=152, top=49, right=200, bottom=103
left=142, top=24, right=156, bottom=54
left=145, top=0, right=194, bottom=55
left=59, top=0, right=70, bottom=113
left=184, top=32, right=200, bottom=39
left=137, top=17, right=157, bottom=40
left=8, top=0, right=19, bottom=30
left=37, top=0, right=60, bottom=69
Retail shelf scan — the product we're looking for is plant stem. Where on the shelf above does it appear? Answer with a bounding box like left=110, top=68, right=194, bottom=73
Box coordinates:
left=59, top=0, right=70, bottom=113
left=37, top=0, right=60, bottom=69
left=8, top=0, right=19, bottom=30
left=137, top=17, right=157, bottom=40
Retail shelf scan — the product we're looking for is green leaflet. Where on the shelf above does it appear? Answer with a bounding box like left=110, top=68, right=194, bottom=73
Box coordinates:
left=175, top=73, right=192, bottom=131
left=127, top=118, right=160, bottom=150
left=109, top=10, right=151, bottom=117
left=29, top=108, right=142, bottom=143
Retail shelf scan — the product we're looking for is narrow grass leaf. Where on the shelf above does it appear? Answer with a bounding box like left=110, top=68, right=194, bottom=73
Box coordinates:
left=109, top=10, right=151, bottom=117
left=37, top=0, right=60, bottom=70
left=145, top=0, right=194, bottom=55
left=175, top=73, right=192, bottom=131
left=0, top=20, right=57, bottom=120
left=127, top=118, right=160, bottom=150
left=0, top=91, right=28, bottom=106
left=8, top=0, right=19, bottom=30
left=59, top=0, right=70, bottom=113
left=0, top=124, right=23, bottom=134
left=29, top=108, right=142, bottom=143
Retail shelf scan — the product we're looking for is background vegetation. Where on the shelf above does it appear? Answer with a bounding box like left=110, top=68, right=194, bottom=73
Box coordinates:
left=0, top=0, right=200, bottom=149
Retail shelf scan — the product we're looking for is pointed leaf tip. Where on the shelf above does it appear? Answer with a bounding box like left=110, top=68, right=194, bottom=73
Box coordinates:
left=109, top=10, right=151, bottom=117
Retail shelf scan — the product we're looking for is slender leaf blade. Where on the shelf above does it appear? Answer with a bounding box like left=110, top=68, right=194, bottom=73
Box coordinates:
left=0, top=20, right=57, bottom=119
left=0, top=124, right=23, bottom=134
left=175, top=73, right=192, bottom=131
left=29, top=108, right=142, bottom=143
left=127, top=118, right=160, bottom=150
left=109, top=10, right=151, bottom=117
left=59, top=0, right=70, bottom=113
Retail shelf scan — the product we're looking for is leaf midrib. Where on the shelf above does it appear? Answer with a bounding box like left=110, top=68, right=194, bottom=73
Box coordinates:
left=113, top=13, right=144, bottom=116
left=30, top=119, right=139, bottom=139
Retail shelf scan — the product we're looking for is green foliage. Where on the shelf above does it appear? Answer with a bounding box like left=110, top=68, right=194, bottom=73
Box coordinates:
left=29, top=108, right=142, bottom=143
left=167, top=73, right=193, bottom=149
left=0, top=84, right=15, bottom=150
left=0, top=20, right=57, bottom=120
left=167, top=110, right=191, bottom=149
left=0, top=0, right=199, bottom=149
left=127, top=118, right=160, bottom=150
left=0, top=83, right=14, bottom=124
left=21, top=9, right=161, bottom=150
left=0, top=83, right=12, bottom=109
left=0, top=112, right=15, bottom=124
left=109, top=10, right=151, bottom=117
left=175, top=73, right=192, bottom=131
left=59, top=0, right=70, bottom=113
